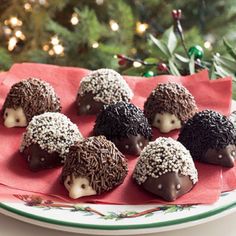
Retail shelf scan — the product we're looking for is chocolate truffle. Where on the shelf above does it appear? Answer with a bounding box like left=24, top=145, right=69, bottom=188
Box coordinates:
left=20, top=112, right=83, bottom=171
left=76, top=68, right=133, bottom=115
left=133, top=137, right=198, bottom=201
left=144, top=82, right=197, bottom=133
left=2, top=77, right=61, bottom=128
left=61, top=136, right=128, bottom=199
left=178, top=110, right=236, bottom=167
left=93, top=102, right=152, bottom=156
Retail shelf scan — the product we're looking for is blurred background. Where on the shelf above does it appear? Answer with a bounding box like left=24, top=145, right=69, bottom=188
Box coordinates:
left=0, top=0, right=236, bottom=82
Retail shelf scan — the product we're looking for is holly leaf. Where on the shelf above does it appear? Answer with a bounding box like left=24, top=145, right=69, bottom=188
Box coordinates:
left=164, top=206, right=179, bottom=213
left=189, top=54, right=195, bottom=74
left=73, top=204, right=86, bottom=211
left=144, top=213, right=154, bottom=217
left=163, top=27, right=177, bottom=54
left=174, top=53, right=190, bottom=63
left=102, top=215, right=117, bottom=220
left=168, top=60, right=180, bottom=76
left=125, top=211, right=138, bottom=216
left=213, top=55, right=236, bottom=73
left=223, top=38, right=236, bottom=60
left=150, top=34, right=171, bottom=58
left=144, top=57, right=158, bottom=64
left=213, top=63, right=230, bottom=77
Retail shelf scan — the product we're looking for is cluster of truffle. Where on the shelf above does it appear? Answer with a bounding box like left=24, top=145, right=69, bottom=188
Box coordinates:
left=3, top=67, right=235, bottom=202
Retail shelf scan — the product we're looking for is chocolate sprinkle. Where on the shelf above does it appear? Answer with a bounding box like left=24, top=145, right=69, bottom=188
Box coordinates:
left=178, top=109, right=236, bottom=161
left=2, top=77, right=61, bottom=123
left=93, top=102, right=152, bottom=140
left=144, top=83, right=197, bottom=125
left=20, top=112, right=83, bottom=162
left=61, top=136, right=128, bottom=195
left=133, top=137, right=198, bottom=185
left=77, top=68, right=133, bottom=105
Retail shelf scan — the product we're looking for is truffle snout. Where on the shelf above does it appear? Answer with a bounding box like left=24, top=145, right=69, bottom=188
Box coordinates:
left=64, top=175, right=96, bottom=199
left=3, top=107, right=27, bottom=128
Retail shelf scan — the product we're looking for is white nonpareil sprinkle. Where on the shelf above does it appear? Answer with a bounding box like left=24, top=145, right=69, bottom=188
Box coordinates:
left=78, top=68, right=133, bottom=104
left=20, top=112, right=83, bottom=161
left=133, top=137, right=198, bottom=185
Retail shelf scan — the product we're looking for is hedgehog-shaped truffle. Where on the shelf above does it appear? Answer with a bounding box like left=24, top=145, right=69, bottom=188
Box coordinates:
left=178, top=110, right=236, bottom=167
left=20, top=112, right=83, bottom=171
left=2, top=77, right=61, bottom=128
left=133, top=137, right=198, bottom=201
left=144, top=82, right=197, bottom=133
left=93, top=102, right=152, bottom=156
left=76, top=68, right=133, bottom=115
left=61, top=136, right=128, bottom=199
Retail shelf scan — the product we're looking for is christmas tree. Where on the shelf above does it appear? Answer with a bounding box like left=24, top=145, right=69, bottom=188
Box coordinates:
left=0, top=0, right=236, bottom=85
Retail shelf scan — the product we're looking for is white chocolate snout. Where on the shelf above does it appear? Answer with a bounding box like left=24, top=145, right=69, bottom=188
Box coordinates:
left=3, top=107, right=27, bottom=128
left=64, top=175, right=96, bottom=199
left=152, top=112, right=181, bottom=133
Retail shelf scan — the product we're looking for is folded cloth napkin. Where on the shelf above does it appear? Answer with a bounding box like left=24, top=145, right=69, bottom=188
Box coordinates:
left=0, top=63, right=233, bottom=204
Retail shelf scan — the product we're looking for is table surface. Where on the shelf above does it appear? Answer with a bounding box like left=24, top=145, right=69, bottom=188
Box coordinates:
left=0, top=211, right=236, bottom=236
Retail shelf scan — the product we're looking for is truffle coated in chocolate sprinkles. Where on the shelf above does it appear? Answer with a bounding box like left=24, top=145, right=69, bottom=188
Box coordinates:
left=78, top=68, right=133, bottom=104
left=20, top=112, right=83, bottom=162
left=133, top=137, right=198, bottom=185
left=2, top=77, right=61, bottom=122
left=144, top=82, right=197, bottom=124
left=178, top=109, right=236, bottom=160
left=61, top=136, right=128, bottom=195
left=93, top=102, right=152, bottom=140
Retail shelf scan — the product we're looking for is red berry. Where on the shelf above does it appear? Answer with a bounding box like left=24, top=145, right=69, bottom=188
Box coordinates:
left=172, top=10, right=177, bottom=18
left=118, top=59, right=126, bottom=66
left=157, top=63, right=168, bottom=72
left=172, top=9, right=182, bottom=20
left=177, top=9, right=182, bottom=19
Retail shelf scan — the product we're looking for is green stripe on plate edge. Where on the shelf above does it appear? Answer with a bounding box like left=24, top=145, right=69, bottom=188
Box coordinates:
left=1, top=201, right=236, bottom=230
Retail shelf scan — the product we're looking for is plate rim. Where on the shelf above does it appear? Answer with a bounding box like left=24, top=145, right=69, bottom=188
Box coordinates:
left=1, top=199, right=236, bottom=231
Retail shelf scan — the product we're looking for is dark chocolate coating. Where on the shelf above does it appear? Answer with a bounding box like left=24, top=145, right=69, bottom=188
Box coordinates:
left=113, top=134, right=149, bottom=156
left=178, top=110, right=236, bottom=167
left=76, top=92, right=105, bottom=115
left=61, top=136, right=128, bottom=194
left=144, top=83, right=197, bottom=125
left=3, top=78, right=61, bottom=123
left=204, top=144, right=236, bottom=167
left=142, top=172, right=193, bottom=202
left=94, top=102, right=152, bottom=156
left=23, top=144, right=62, bottom=172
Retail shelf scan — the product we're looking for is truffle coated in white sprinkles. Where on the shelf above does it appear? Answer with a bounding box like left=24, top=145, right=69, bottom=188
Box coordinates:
left=78, top=68, right=133, bottom=104
left=20, top=112, right=83, bottom=161
left=133, top=137, right=198, bottom=185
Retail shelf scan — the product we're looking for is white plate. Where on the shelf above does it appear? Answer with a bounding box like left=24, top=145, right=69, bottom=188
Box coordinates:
left=1, top=190, right=236, bottom=235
